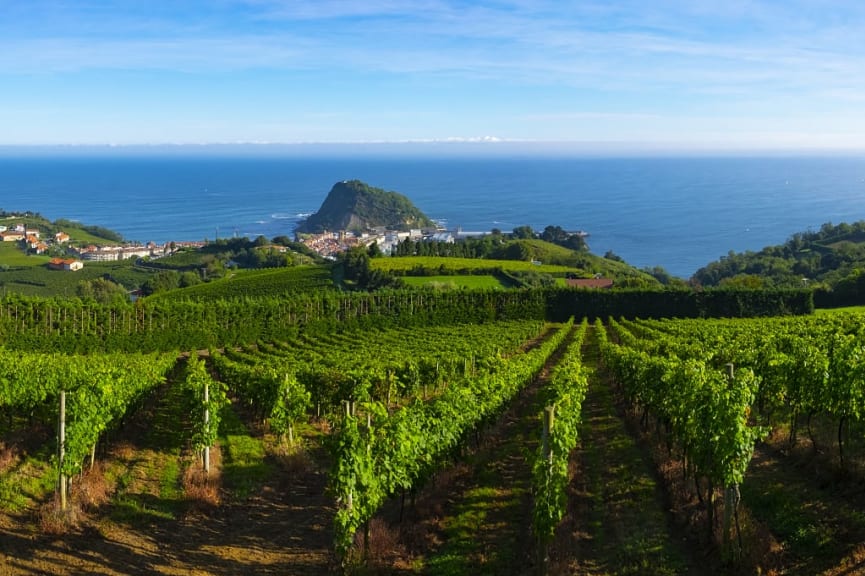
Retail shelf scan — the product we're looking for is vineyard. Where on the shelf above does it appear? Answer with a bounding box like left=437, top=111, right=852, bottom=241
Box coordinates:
left=3, top=311, right=865, bottom=574
left=148, top=266, right=338, bottom=300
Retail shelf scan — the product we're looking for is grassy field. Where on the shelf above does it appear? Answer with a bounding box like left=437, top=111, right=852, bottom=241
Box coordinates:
left=0, top=242, right=50, bottom=267
left=372, top=255, right=576, bottom=275
left=401, top=274, right=510, bottom=289
left=815, top=305, right=865, bottom=315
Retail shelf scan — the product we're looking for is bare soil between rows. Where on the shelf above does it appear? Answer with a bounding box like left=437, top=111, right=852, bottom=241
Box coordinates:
left=1, top=450, right=335, bottom=576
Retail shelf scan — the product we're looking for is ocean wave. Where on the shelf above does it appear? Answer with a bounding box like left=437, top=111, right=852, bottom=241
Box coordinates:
left=270, top=213, right=297, bottom=220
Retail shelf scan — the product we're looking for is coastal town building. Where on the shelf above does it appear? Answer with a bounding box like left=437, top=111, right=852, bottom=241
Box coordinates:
left=1, top=231, right=25, bottom=242
left=48, top=258, right=84, bottom=271
left=299, top=226, right=468, bottom=258
left=77, top=243, right=160, bottom=261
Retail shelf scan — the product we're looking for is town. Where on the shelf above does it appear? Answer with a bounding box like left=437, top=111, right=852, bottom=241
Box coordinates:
left=0, top=221, right=202, bottom=271
left=299, top=226, right=480, bottom=259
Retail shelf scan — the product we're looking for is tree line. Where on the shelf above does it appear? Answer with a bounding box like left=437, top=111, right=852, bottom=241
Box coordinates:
left=0, top=287, right=812, bottom=354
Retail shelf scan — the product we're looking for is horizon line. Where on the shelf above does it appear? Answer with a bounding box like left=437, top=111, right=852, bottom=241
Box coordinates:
left=1, top=140, right=864, bottom=157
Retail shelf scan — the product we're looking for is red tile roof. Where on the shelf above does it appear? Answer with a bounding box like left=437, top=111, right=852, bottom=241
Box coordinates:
left=566, top=278, right=614, bottom=289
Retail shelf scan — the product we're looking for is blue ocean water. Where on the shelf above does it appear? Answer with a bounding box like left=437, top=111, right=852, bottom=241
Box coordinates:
left=1, top=154, right=864, bottom=278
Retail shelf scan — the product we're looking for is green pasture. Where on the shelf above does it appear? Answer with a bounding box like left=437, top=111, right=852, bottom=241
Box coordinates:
left=371, top=256, right=575, bottom=275
left=401, top=274, right=509, bottom=289
left=815, top=305, right=865, bottom=315
left=0, top=242, right=50, bottom=267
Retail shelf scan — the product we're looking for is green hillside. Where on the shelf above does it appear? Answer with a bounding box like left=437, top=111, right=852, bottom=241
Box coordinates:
left=296, top=180, right=435, bottom=234
left=1, top=212, right=124, bottom=245
left=693, top=220, right=865, bottom=290
left=376, top=238, right=662, bottom=287
left=147, top=266, right=337, bottom=300
left=0, top=259, right=153, bottom=298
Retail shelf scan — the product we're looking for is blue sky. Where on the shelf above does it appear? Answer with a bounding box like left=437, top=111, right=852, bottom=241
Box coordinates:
left=2, top=0, right=864, bottom=151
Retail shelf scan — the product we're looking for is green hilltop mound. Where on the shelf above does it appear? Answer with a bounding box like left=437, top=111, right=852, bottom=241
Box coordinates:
left=296, top=180, right=436, bottom=234
left=693, top=220, right=865, bottom=289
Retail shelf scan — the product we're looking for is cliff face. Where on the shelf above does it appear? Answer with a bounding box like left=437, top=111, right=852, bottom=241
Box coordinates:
left=296, top=180, right=435, bottom=234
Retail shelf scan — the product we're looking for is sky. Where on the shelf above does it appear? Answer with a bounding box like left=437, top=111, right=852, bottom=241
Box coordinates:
left=1, top=0, right=865, bottom=151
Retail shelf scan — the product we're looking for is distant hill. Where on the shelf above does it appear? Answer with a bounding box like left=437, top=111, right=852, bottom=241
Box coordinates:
left=377, top=236, right=664, bottom=288
left=296, top=180, right=435, bottom=234
left=693, top=220, right=865, bottom=289
left=499, top=238, right=664, bottom=286
left=0, top=211, right=123, bottom=245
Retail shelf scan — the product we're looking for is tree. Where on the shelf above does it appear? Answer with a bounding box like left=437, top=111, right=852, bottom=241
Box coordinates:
left=642, top=266, right=687, bottom=287
left=203, top=258, right=226, bottom=281
left=604, top=250, right=624, bottom=262
left=541, top=225, right=568, bottom=244
left=339, top=246, right=403, bottom=290
left=719, top=274, right=765, bottom=289
left=141, top=270, right=181, bottom=296
left=512, top=225, right=535, bottom=239
left=76, top=278, right=129, bottom=305
left=179, top=271, right=202, bottom=288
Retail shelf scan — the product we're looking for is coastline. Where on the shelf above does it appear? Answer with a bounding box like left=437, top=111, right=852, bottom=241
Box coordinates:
left=1, top=155, right=864, bottom=278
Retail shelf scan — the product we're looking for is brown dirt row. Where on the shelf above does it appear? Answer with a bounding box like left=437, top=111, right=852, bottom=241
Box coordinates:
left=357, top=324, right=576, bottom=574
left=0, top=381, right=336, bottom=575
left=549, top=326, right=707, bottom=576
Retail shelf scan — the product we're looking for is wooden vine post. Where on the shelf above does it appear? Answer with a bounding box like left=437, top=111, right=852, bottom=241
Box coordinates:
left=722, top=362, right=742, bottom=558
left=203, top=380, right=210, bottom=475
left=58, top=389, right=67, bottom=512
left=538, top=405, right=555, bottom=576
left=364, top=410, right=372, bottom=560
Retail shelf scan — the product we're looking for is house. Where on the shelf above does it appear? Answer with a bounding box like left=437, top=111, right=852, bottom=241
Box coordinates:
left=26, top=235, right=40, bottom=248
left=0, top=231, right=25, bottom=242
left=48, top=258, right=84, bottom=271
left=34, top=242, right=48, bottom=254
left=566, top=277, right=614, bottom=289
left=55, top=232, right=70, bottom=243
left=25, top=229, right=40, bottom=239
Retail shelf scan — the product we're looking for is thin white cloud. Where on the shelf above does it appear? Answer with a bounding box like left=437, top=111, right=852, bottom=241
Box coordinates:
left=2, top=0, right=865, bottom=146
left=524, top=112, right=663, bottom=122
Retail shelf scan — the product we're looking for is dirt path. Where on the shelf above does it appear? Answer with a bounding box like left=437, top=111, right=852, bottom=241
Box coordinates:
left=373, top=326, right=574, bottom=575
left=550, top=326, right=704, bottom=576
left=739, top=440, right=865, bottom=576
left=0, top=379, right=336, bottom=575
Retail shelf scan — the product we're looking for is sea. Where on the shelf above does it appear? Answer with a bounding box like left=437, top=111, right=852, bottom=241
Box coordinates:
left=1, top=152, right=864, bottom=279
